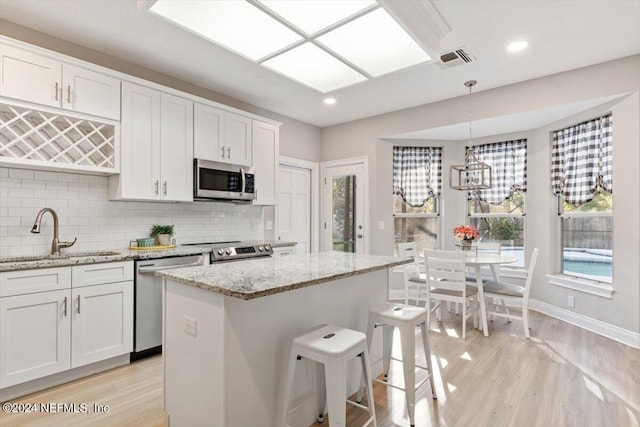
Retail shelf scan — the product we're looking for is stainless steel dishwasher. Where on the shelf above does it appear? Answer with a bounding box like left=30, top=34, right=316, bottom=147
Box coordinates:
left=132, top=254, right=204, bottom=360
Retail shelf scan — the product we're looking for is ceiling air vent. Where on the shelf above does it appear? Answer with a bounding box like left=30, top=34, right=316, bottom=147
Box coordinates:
left=439, top=47, right=475, bottom=69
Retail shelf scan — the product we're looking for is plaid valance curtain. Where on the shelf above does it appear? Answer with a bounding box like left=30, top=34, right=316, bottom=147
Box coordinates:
left=393, top=146, right=442, bottom=207
left=469, top=139, right=527, bottom=204
left=551, top=114, right=612, bottom=206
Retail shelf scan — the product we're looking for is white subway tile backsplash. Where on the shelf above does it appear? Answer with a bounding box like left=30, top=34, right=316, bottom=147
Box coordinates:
left=8, top=169, right=34, bottom=180
left=1, top=167, right=264, bottom=256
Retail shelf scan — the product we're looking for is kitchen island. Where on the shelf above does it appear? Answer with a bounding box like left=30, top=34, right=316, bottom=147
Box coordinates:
left=158, top=252, right=409, bottom=427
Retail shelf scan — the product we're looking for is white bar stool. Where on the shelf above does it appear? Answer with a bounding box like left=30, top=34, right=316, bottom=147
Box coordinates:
left=279, top=324, right=377, bottom=427
left=358, top=303, right=437, bottom=426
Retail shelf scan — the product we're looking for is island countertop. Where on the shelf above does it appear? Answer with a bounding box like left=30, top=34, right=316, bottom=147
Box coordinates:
left=157, top=251, right=410, bottom=300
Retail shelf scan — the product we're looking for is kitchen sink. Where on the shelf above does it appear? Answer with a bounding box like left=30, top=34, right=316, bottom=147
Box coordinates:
left=0, top=251, right=123, bottom=263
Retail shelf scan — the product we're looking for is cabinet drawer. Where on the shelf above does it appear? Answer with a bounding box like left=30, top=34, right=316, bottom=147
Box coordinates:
left=0, top=267, right=71, bottom=297
left=72, top=261, right=133, bottom=288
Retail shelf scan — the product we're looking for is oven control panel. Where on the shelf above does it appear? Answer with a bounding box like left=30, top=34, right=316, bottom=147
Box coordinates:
left=210, top=244, right=273, bottom=262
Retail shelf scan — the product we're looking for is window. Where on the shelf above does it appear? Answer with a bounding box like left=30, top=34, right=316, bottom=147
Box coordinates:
left=393, top=146, right=441, bottom=252
left=467, top=139, right=527, bottom=267
left=552, top=114, right=613, bottom=282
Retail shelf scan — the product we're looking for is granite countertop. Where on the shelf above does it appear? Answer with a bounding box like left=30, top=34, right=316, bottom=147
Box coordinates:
left=157, top=251, right=410, bottom=300
left=0, top=246, right=212, bottom=272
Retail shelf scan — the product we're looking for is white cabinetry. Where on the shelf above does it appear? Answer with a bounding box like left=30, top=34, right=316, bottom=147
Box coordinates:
left=251, top=120, right=279, bottom=205
left=0, top=44, right=120, bottom=120
left=194, top=103, right=252, bottom=166
left=271, top=246, right=296, bottom=257
left=0, top=261, right=133, bottom=389
left=111, top=82, right=193, bottom=202
left=0, top=289, right=71, bottom=388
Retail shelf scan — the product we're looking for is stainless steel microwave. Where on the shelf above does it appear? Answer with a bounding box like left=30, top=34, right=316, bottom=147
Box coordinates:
left=194, top=159, right=256, bottom=202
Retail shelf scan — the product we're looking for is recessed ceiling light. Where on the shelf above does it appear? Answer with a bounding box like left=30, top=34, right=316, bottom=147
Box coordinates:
left=324, top=97, right=337, bottom=105
left=507, top=40, right=529, bottom=53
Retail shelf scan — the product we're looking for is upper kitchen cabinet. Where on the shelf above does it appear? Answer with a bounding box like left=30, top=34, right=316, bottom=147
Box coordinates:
left=194, top=103, right=252, bottom=167
left=110, top=82, right=193, bottom=202
left=0, top=44, right=120, bottom=120
left=252, top=120, right=280, bottom=205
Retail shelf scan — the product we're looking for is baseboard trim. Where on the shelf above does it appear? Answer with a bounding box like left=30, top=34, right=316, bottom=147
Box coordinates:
left=530, top=299, right=640, bottom=349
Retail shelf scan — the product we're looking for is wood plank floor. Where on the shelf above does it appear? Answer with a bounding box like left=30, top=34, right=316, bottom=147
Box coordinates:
left=1, top=311, right=638, bottom=427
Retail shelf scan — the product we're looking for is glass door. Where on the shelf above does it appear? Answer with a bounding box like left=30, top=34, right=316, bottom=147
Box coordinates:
left=321, top=162, right=365, bottom=253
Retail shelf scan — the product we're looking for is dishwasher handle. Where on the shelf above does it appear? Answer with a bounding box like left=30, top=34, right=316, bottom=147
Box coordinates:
left=138, top=261, right=203, bottom=274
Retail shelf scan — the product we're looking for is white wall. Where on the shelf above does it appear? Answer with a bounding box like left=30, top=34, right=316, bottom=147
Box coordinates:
left=0, top=167, right=264, bottom=257
left=322, top=55, right=640, bottom=335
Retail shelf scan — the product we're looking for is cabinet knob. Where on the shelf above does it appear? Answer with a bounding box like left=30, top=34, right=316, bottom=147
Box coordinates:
left=163, top=181, right=167, bottom=196
left=227, top=146, right=231, bottom=158
left=67, top=85, right=72, bottom=104
left=54, top=82, right=59, bottom=101
left=154, top=180, right=159, bottom=195
left=221, top=146, right=225, bottom=158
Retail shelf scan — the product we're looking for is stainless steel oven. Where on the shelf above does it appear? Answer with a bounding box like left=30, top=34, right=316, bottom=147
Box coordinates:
left=183, top=241, right=273, bottom=262
left=194, top=159, right=256, bottom=202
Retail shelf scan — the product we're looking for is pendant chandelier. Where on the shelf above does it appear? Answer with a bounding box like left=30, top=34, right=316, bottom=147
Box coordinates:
left=449, top=80, right=492, bottom=191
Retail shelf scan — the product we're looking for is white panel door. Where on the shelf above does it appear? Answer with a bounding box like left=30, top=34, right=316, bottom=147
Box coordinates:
left=278, top=164, right=311, bottom=254
left=0, top=44, right=61, bottom=108
left=71, top=282, right=133, bottom=368
left=225, top=112, right=252, bottom=166
left=120, top=82, right=161, bottom=200
left=160, top=93, right=193, bottom=201
left=321, top=162, right=366, bottom=253
left=252, top=121, right=279, bottom=205
left=62, top=64, right=121, bottom=120
left=0, top=290, right=71, bottom=387
left=194, top=103, right=225, bottom=162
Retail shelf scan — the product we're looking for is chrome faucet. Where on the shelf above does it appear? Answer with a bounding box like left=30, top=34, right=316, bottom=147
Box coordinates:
left=31, top=208, right=77, bottom=255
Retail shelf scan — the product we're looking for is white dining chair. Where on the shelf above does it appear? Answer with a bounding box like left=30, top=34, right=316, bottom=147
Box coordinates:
left=483, top=248, right=538, bottom=338
left=397, top=242, right=427, bottom=305
left=424, top=250, right=478, bottom=339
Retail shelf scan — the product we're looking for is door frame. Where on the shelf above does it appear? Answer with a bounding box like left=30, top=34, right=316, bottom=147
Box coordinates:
left=278, top=155, right=320, bottom=253
left=320, top=156, right=370, bottom=254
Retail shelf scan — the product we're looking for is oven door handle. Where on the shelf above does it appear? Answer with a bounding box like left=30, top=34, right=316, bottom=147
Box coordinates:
left=138, top=262, right=203, bottom=274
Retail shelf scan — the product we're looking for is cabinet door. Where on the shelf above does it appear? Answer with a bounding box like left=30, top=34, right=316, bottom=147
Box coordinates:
left=194, top=103, right=224, bottom=162
left=0, top=290, right=71, bottom=387
left=225, top=112, right=252, bottom=166
left=62, top=64, right=120, bottom=120
left=71, top=281, right=133, bottom=368
left=160, top=93, right=193, bottom=201
left=0, top=44, right=61, bottom=108
left=252, top=121, right=279, bottom=205
left=119, top=82, right=161, bottom=200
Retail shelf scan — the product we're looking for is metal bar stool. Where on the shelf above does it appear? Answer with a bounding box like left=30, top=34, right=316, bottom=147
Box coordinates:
left=358, top=303, right=437, bottom=426
left=279, top=324, right=377, bottom=427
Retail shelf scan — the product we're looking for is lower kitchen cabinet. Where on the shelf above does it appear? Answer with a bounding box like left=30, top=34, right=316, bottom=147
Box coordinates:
left=0, top=262, right=133, bottom=389
left=0, top=289, right=71, bottom=388
left=271, top=246, right=296, bottom=257
left=71, top=281, right=133, bottom=368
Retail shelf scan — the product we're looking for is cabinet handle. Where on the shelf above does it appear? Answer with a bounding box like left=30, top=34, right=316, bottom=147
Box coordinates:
left=163, top=181, right=167, bottom=196
left=63, top=296, right=68, bottom=317
left=227, top=146, right=231, bottom=159
left=221, top=146, right=225, bottom=158
left=77, top=295, right=80, bottom=314
left=55, top=82, right=59, bottom=101
left=154, top=180, right=159, bottom=195
left=67, top=85, right=71, bottom=103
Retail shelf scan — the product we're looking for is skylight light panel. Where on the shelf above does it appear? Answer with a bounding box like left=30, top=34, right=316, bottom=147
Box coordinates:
left=317, top=8, right=431, bottom=77
left=258, top=0, right=376, bottom=35
left=149, top=0, right=302, bottom=61
left=262, top=43, right=367, bottom=93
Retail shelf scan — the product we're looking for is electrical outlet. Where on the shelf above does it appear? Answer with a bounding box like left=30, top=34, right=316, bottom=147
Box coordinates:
left=567, top=295, right=575, bottom=308
left=184, top=316, right=197, bottom=337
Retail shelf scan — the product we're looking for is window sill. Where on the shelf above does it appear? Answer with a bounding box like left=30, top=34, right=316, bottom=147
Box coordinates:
left=546, top=274, right=615, bottom=299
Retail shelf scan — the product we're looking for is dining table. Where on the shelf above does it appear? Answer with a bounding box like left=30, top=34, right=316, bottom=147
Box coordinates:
left=464, top=252, right=518, bottom=336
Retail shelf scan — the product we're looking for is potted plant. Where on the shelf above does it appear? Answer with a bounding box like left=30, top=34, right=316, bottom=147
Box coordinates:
left=150, top=224, right=174, bottom=246
left=453, top=224, right=479, bottom=250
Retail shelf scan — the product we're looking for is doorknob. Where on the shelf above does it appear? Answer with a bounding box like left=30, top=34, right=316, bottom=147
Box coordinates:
left=357, top=234, right=363, bottom=239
